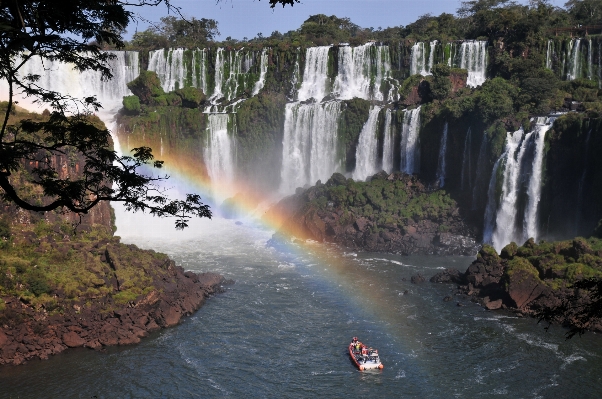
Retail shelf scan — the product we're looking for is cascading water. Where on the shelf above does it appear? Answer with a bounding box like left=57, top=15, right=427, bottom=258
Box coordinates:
left=148, top=48, right=186, bottom=92
left=191, top=49, right=208, bottom=94
left=491, top=128, right=529, bottom=251
left=489, top=118, right=553, bottom=252
left=410, top=41, right=436, bottom=76
left=588, top=39, right=593, bottom=80
left=483, top=154, right=505, bottom=244
left=374, top=46, right=392, bottom=102
left=297, top=46, right=331, bottom=101
left=252, top=49, right=268, bottom=96
left=353, top=106, right=382, bottom=180
left=382, top=109, right=395, bottom=173
left=523, top=118, right=553, bottom=241
left=279, top=102, right=342, bottom=193
left=567, top=39, right=582, bottom=80
left=546, top=40, right=553, bottom=70
left=459, top=41, right=487, bottom=87
left=333, top=43, right=373, bottom=100
left=400, top=107, right=421, bottom=174
left=204, top=114, right=235, bottom=196
left=436, top=122, right=448, bottom=188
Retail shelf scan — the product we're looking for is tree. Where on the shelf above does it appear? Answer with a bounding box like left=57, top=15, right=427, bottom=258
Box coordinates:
left=131, top=15, right=219, bottom=50
left=0, top=0, right=301, bottom=230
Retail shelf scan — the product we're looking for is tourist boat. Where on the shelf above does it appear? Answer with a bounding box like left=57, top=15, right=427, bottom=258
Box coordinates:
left=348, top=338, right=384, bottom=370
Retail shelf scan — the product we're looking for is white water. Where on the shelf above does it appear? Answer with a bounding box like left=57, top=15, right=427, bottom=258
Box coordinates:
left=353, top=106, right=382, bottom=180
left=204, top=114, right=235, bottom=198
left=333, top=43, right=373, bottom=100
left=148, top=48, right=186, bottom=92
left=279, top=101, right=341, bottom=193
left=523, top=118, right=553, bottom=241
left=492, top=129, right=528, bottom=251
left=410, top=42, right=430, bottom=76
left=588, top=39, right=593, bottom=80
left=546, top=40, right=553, bottom=70
left=252, top=49, right=268, bottom=96
left=382, top=109, right=395, bottom=173
left=297, top=46, right=331, bottom=101
left=400, top=107, right=421, bottom=174
left=191, top=49, right=208, bottom=94
left=567, top=39, right=581, bottom=80
left=374, top=46, right=392, bottom=102
left=460, top=41, right=487, bottom=87
left=483, top=154, right=505, bottom=244
left=436, top=122, right=448, bottom=187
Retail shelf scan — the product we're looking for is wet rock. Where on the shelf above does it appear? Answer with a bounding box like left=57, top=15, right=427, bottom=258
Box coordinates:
left=62, top=331, right=86, bottom=348
left=443, top=296, right=452, bottom=302
left=411, top=274, right=426, bottom=284
left=430, top=268, right=465, bottom=284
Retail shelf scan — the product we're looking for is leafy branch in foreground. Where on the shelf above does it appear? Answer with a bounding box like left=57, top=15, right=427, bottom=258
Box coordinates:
left=0, top=0, right=215, bottom=228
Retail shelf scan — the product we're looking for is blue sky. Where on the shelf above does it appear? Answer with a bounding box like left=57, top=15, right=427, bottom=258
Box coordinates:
left=125, top=0, right=567, bottom=41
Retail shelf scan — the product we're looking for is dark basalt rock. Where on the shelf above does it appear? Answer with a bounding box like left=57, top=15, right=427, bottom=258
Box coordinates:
left=411, top=274, right=426, bottom=284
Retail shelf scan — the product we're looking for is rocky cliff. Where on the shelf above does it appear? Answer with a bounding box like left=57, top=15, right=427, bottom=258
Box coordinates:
left=271, top=171, right=479, bottom=255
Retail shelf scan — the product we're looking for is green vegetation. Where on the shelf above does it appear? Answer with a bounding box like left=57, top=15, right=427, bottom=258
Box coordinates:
left=303, top=172, right=458, bottom=228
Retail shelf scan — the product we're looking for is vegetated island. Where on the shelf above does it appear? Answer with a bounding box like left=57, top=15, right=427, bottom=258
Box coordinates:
left=0, top=104, right=228, bottom=366
left=270, top=171, right=479, bottom=255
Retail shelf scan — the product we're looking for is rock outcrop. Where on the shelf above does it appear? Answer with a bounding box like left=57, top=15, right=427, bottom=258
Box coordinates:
left=431, top=237, right=602, bottom=332
left=270, top=172, right=479, bottom=256
left=0, top=242, right=228, bottom=366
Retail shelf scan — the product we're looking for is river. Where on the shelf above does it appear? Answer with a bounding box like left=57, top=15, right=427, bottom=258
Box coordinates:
left=2, top=211, right=602, bottom=398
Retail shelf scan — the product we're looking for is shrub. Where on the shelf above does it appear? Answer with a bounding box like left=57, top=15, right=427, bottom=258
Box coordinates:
left=122, top=95, right=141, bottom=115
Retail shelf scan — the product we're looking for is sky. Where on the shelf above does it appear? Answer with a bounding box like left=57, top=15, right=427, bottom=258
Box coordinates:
left=125, top=0, right=568, bottom=41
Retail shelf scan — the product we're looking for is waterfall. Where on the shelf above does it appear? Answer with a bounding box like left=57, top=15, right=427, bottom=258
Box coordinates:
left=436, top=122, right=448, bottom=187
left=252, top=49, right=268, bottom=96
left=460, top=127, right=472, bottom=190
left=211, top=48, right=226, bottom=101
left=400, top=107, right=421, bottom=174
left=588, top=39, right=593, bottom=80
left=204, top=114, right=235, bottom=190
left=460, top=41, right=487, bottom=87
left=297, top=46, right=331, bottom=101
left=279, top=101, right=341, bottom=193
left=289, top=49, right=301, bottom=99
left=353, top=106, right=382, bottom=180
left=567, top=39, right=581, bottom=80
left=410, top=42, right=431, bottom=76
left=191, top=49, right=208, bottom=94
left=374, top=45, right=392, bottom=102
left=546, top=40, right=553, bottom=70
left=148, top=48, right=186, bottom=92
left=428, top=40, right=437, bottom=73
left=7, top=51, right=139, bottom=115
left=483, top=154, right=505, bottom=244
left=333, top=43, right=373, bottom=100
left=523, top=118, right=553, bottom=241
left=382, top=109, right=395, bottom=173
left=491, top=128, right=530, bottom=251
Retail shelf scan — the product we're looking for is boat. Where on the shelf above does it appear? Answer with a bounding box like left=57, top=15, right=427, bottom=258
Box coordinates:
left=348, top=337, right=384, bottom=371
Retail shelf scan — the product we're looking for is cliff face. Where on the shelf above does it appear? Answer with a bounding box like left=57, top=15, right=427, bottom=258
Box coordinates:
left=271, top=172, right=479, bottom=255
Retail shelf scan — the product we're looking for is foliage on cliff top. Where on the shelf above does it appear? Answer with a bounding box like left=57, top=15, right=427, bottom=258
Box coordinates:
left=300, top=172, right=458, bottom=229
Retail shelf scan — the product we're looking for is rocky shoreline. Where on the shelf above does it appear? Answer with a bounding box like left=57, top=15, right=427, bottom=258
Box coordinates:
left=429, top=238, right=602, bottom=333
left=0, top=245, right=230, bottom=366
